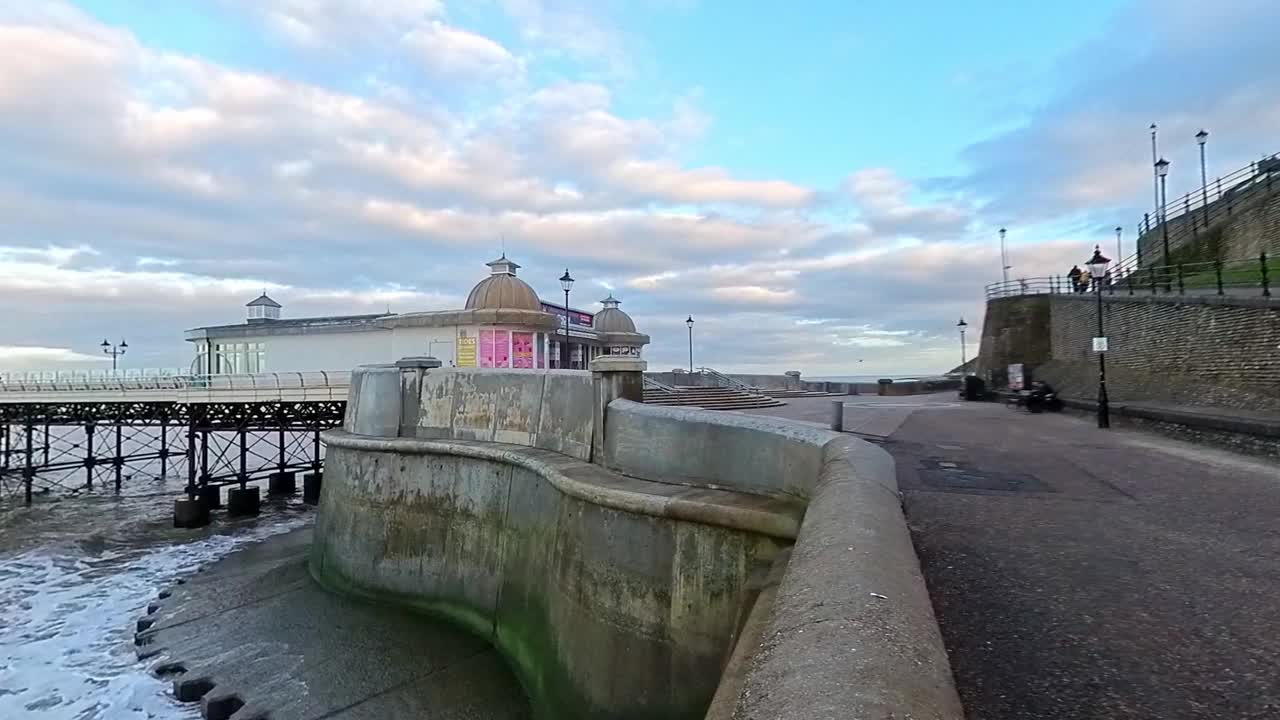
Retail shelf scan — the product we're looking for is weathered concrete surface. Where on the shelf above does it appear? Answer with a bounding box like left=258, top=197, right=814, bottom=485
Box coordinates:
left=135, top=527, right=529, bottom=720
left=602, top=399, right=834, bottom=500
left=730, top=436, right=964, bottom=720
left=411, top=368, right=596, bottom=461
left=756, top=394, right=1280, bottom=719
left=313, top=431, right=799, bottom=719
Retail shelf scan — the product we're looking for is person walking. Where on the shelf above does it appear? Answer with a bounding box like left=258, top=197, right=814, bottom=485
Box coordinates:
left=1067, top=265, right=1082, bottom=293
left=1077, top=268, right=1091, bottom=293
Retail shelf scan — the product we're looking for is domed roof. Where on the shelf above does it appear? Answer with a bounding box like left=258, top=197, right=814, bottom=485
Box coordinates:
left=593, top=294, right=637, bottom=333
left=464, top=255, right=542, bottom=311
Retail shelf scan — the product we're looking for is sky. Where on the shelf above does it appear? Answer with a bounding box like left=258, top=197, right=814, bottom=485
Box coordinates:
left=2, top=0, right=1278, bottom=375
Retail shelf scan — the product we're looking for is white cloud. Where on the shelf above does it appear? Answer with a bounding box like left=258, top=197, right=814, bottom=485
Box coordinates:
left=402, top=21, right=524, bottom=81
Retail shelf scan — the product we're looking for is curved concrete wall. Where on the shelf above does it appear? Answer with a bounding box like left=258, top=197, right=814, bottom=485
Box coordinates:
left=312, top=432, right=795, bottom=719
left=319, top=365, right=963, bottom=720
left=603, top=399, right=831, bottom=500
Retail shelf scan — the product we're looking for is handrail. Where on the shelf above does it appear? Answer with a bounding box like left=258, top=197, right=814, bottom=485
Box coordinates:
left=697, top=367, right=757, bottom=392
left=986, top=253, right=1275, bottom=299
left=1143, top=151, right=1278, bottom=235
left=0, top=371, right=354, bottom=400
left=643, top=376, right=677, bottom=393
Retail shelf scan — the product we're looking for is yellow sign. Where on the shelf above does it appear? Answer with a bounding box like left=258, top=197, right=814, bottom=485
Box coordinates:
left=456, top=336, right=477, bottom=367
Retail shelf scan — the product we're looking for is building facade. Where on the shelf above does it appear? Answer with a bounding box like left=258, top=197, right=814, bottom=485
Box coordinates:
left=184, top=256, right=649, bottom=373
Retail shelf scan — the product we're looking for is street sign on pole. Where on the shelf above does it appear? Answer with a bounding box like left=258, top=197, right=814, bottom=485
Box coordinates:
left=1092, top=337, right=1109, bottom=352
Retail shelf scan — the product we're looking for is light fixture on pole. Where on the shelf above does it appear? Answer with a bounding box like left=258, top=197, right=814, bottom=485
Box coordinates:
left=1114, top=226, right=1123, bottom=276
left=101, top=338, right=128, bottom=373
left=559, top=269, right=574, bottom=369
left=956, top=318, right=968, bottom=372
left=999, top=228, right=1009, bottom=285
left=685, top=316, right=695, bottom=373
left=1155, top=157, right=1171, bottom=289
left=1196, top=129, right=1210, bottom=229
left=1086, top=246, right=1112, bottom=429
left=1150, top=123, right=1160, bottom=229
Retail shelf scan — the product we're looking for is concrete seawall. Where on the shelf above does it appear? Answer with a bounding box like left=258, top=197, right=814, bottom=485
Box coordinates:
left=311, top=362, right=962, bottom=719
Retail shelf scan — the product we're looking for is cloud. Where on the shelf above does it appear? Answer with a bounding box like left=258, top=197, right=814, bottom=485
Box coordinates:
left=402, top=21, right=525, bottom=82
left=0, top=346, right=110, bottom=371
left=845, top=168, right=972, bottom=238
left=959, top=0, right=1280, bottom=225
left=239, top=0, right=443, bottom=47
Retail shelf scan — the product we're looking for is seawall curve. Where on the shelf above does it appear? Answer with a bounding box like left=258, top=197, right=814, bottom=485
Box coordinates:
left=311, top=364, right=963, bottom=719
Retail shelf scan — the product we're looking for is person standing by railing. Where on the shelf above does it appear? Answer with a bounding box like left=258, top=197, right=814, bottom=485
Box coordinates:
left=1077, top=268, right=1091, bottom=293
left=1068, top=265, right=1082, bottom=293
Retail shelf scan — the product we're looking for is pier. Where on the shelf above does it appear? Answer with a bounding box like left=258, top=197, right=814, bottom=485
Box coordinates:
left=0, top=372, right=348, bottom=523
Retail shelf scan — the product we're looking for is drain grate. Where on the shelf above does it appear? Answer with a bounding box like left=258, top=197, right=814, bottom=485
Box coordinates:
left=919, top=460, right=1052, bottom=494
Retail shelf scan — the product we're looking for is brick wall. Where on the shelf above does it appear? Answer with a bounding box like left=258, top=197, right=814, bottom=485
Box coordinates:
left=1137, top=179, right=1280, bottom=264
left=1037, top=294, right=1280, bottom=412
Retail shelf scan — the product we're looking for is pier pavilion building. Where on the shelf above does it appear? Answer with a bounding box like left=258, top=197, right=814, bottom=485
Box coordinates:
left=184, top=256, right=649, bottom=374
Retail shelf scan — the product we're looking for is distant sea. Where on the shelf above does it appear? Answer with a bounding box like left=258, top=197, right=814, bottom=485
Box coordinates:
left=809, top=374, right=941, bottom=383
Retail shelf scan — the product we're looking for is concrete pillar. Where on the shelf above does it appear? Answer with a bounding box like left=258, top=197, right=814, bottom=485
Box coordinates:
left=267, top=471, right=296, bottom=495
left=784, top=370, right=802, bottom=391
left=227, top=487, right=261, bottom=517
left=198, top=484, right=222, bottom=509
left=590, top=356, right=647, bottom=464
left=830, top=400, right=844, bottom=432
left=173, top=497, right=210, bottom=528
left=303, top=472, right=323, bottom=505
left=395, top=356, right=442, bottom=438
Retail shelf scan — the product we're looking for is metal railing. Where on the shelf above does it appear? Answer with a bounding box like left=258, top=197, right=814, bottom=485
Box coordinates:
left=0, top=371, right=353, bottom=402
left=696, top=367, right=757, bottom=392
left=1137, top=152, right=1278, bottom=265
left=986, top=253, right=1274, bottom=299
left=642, top=376, right=678, bottom=393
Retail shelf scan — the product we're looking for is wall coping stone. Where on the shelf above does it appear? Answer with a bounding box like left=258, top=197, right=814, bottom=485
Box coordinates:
left=322, top=429, right=802, bottom=540
left=1053, top=291, right=1280, bottom=311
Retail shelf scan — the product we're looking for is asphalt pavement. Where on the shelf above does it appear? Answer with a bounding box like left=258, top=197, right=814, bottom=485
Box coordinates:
left=751, top=395, right=1280, bottom=719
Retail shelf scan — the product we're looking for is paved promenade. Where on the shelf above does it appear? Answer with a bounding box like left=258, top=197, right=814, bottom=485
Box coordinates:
left=748, top=395, right=1280, bottom=719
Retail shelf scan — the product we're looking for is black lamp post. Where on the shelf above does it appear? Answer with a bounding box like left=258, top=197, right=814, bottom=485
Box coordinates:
left=685, top=316, right=695, bottom=372
left=1155, top=157, right=1171, bottom=289
left=1114, top=226, right=1123, bottom=274
left=101, top=338, right=128, bottom=373
left=956, top=318, right=968, bottom=371
left=1196, top=129, right=1209, bottom=228
left=559, top=269, right=574, bottom=369
left=999, top=227, right=1009, bottom=286
left=1086, top=246, right=1112, bottom=429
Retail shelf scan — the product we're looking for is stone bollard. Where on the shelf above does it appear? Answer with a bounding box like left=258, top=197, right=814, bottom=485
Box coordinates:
left=830, top=400, right=844, bottom=432
left=173, top=497, right=210, bottom=528
left=267, top=471, right=296, bottom=495
left=198, top=484, right=222, bottom=509
left=395, top=356, right=443, bottom=438
left=784, top=370, right=802, bottom=391
left=590, top=356, right=647, bottom=464
left=303, top=472, right=323, bottom=505
left=227, top=487, right=261, bottom=517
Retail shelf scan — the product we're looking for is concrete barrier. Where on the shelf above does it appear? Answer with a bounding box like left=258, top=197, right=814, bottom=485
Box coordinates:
left=312, top=364, right=963, bottom=720
left=313, top=432, right=799, bottom=719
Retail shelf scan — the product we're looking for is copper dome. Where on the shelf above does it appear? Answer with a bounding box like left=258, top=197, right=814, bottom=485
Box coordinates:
left=592, top=295, right=637, bottom=333
left=464, top=256, right=542, bottom=311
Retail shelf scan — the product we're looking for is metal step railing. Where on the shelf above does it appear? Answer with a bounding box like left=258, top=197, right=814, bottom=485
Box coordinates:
left=986, top=253, right=1274, bottom=299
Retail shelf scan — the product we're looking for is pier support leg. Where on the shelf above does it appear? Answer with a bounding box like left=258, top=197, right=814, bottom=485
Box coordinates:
left=227, top=487, right=261, bottom=517
left=85, top=423, right=95, bottom=490
left=238, top=426, right=248, bottom=488
left=23, top=421, right=34, bottom=505
left=268, top=471, right=296, bottom=495
left=186, top=418, right=197, bottom=499
left=303, top=472, right=323, bottom=505
left=159, top=414, right=169, bottom=481
left=199, top=484, right=222, bottom=509
left=173, top=497, right=210, bottom=528
left=114, top=422, right=123, bottom=492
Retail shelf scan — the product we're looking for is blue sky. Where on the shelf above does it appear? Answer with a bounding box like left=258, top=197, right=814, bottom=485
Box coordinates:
left=0, top=0, right=1276, bottom=374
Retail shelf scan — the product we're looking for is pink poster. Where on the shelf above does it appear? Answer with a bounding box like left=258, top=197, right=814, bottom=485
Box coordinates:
left=512, top=332, right=534, bottom=368
left=480, top=330, right=496, bottom=368
left=492, top=330, right=510, bottom=368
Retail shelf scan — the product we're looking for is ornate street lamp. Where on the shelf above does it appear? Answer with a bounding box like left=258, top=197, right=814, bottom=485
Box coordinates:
left=999, top=227, right=1009, bottom=286
left=1155, top=157, right=1171, bottom=290
left=685, top=316, right=695, bottom=373
left=956, top=318, right=968, bottom=371
left=1086, top=246, right=1112, bottom=429
left=559, top=269, right=574, bottom=369
left=101, top=338, right=127, bottom=373
left=1196, top=129, right=1210, bottom=228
